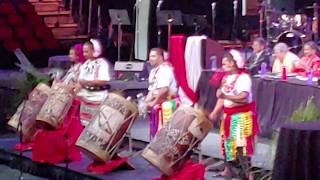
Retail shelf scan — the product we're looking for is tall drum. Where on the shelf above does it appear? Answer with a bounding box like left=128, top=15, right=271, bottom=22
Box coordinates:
left=36, top=84, right=73, bottom=129
left=76, top=93, right=138, bottom=162
left=142, top=106, right=212, bottom=176
left=8, top=83, right=52, bottom=142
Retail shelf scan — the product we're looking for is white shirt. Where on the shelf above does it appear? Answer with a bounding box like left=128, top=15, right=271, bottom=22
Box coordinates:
left=77, top=58, right=113, bottom=102
left=148, top=63, right=177, bottom=96
left=221, top=73, right=252, bottom=108
left=272, top=51, right=300, bottom=73
left=61, top=63, right=81, bottom=85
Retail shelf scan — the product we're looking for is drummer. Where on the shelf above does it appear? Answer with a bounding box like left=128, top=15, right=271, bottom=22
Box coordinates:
left=272, top=42, right=300, bottom=73
left=294, top=41, right=320, bottom=77
left=146, top=48, right=178, bottom=136
left=9, top=43, right=86, bottom=150
left=209, top=50, right=259, bottom=179
left=76, top=39, right=114, bottom=126
left=51, top=43, right=86, bottom=89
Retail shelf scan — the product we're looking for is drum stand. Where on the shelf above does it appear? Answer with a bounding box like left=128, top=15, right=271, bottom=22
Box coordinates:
left=231, top=0, right=238, bottom=41
left=17, top=100, right=27, bottom=180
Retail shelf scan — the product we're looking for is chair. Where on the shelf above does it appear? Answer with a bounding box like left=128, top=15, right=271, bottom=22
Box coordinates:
left=42, top=37, right=60, bottom=49
left=3, top=38, right=21, bottom=51
left=6, top=14, right=24, bottom=26
left=0, top=2, right=17, bottom=14
left=0, top=17, right=7, bottom=26
left=34, top=26, right=53, bottom=39
left=15, top=26, right=33, bottom=40
left=26, top=14, right=44, bottom=26
left=17, top=3, right=36, bottom=15
left=23, top=38, right=42, bottom=51
left=0, top=26, right=13, bottom=40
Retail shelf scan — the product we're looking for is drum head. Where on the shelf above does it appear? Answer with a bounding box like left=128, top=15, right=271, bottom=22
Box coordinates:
left=277, top=31, right=304, bottom=54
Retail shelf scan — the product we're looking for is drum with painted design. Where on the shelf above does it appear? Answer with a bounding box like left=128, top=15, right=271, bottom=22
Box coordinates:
left=76, top=93, right=138, bottom=162
left=36, top=84, right=74, bottom=129
left=142, top=106, right=212, bottom=176
left=8, top=83, right=52, bottom=142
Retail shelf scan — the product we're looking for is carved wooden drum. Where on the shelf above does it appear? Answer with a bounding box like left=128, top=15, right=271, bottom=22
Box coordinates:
left=142, top=106, right=212, bottom=176
left=8, top=83, right=52, bottom=142
left=36, top=84, right=73, bottom=129
left=76, top=93, right=138, bottom=162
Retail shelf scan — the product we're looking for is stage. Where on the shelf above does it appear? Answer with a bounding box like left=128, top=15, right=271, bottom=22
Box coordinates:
left=0, top=116, right=274, bottom=180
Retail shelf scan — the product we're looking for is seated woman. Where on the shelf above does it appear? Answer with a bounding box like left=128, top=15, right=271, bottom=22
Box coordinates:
left=9, top=44, right=85, bottom=154
left=209, top=50, right=259, bottom=180
left=272, top=42, right=300, bottom=73
left=75, top=39, right=114, bottom=126
left=293, top=41, right=320, bottom=77
left=31, top=44, right=86, bottom=163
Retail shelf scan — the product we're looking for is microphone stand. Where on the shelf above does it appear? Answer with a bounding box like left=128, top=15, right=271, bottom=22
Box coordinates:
left=133, top=0, right=140, bottom=60
left=211, top=2, right=216, bottom=39
left=231, top=0, right=238, bottom=41
left=265, top=0, right=272, bottom=49
left=17, top=100, right=27, bottom=180
left=259, top=1, right=265, bottom=38
left=64, top=133, right=70, bottom=179
left=313, top=3, right=319, bottom=42
left=156, top=0, right=163, bottom=47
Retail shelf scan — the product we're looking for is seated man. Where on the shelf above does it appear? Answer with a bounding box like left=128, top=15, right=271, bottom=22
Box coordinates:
left=272, top=42, right=300, bottom=73
left=294, top=41, right=320, bottom=77
left=246, top=37, right=270, bottom=75
left=146, top=48, right=178, bottom=136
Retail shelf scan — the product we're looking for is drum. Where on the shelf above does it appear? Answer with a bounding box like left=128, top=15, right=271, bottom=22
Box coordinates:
left=275, top=31, right=307, bottom=54
left=142, top=106, right=212, bottom=176
left=79, top=100, right=101, bottom=126
left=36, top=84, right=74, bottom=129
left=76, top=93, right=138, bottom=162
left=7, top=83, right=52, bottom=142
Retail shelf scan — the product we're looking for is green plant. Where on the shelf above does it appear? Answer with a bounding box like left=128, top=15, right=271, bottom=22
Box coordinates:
left=291, top=96, right=320, bottom=122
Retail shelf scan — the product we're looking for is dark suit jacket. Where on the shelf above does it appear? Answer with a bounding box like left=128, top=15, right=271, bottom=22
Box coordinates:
left=246, top=50, right=270, bottom=75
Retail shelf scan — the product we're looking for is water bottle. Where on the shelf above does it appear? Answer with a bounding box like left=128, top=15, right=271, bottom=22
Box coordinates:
left=210, top=56, right=217, bottom=70
left=137, top=93, right=147, bottom=118
left=260, top=62, right=267, bottom=77
left=281, top=65, right=287, bottom=81
left=307, top=70, right=313, bottom=85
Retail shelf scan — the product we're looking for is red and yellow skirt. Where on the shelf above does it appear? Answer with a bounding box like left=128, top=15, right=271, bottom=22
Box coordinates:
left=220, top=102, right=259, bottom=161
left=149, top=99, right=179, bottom=139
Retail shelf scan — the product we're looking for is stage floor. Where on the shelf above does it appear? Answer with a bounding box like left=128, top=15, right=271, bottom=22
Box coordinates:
left=0, top=137, right=243, bottom=180
left=0, top=116, right=274, bottom=180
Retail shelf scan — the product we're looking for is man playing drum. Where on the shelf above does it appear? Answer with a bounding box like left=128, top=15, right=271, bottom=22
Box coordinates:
left=146, top=48, right=178, bottom=137
left=209, top=50, right=259, bottom=180
left=76, top=39, right=114, bottom=126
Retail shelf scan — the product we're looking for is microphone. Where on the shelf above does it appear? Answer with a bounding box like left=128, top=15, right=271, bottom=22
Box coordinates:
left=134, top=0, right=141, bottom=8
left=157, top=0, right=164, bottom=11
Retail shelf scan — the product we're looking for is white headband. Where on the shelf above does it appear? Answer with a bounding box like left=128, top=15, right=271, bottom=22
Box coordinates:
left=229, top=49, right=244, bottom=68
left=90, top=39, right=102, bottom=58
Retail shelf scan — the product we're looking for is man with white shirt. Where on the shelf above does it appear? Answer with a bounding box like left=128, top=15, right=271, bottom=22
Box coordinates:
left=246, top=37, right=270, bottom=75
left=146, top=48, right=177, bottom=107
left=145, top=48, right=178, bottom=137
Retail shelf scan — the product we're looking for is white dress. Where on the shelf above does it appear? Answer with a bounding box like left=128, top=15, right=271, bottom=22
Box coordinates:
left=77, top=58, right=113, bottom=102
left=221, top=73, right=252, bottom=108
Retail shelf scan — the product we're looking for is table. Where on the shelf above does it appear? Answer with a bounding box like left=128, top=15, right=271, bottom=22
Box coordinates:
left=109, top=80, right=148, bottom=98
left=272, top=121, right=320, bottom=180
left=196, top=71, right=320, bottom=137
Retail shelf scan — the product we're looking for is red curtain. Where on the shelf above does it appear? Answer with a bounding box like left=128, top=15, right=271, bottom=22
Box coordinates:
left=169, top=35, right=198, bottom=104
